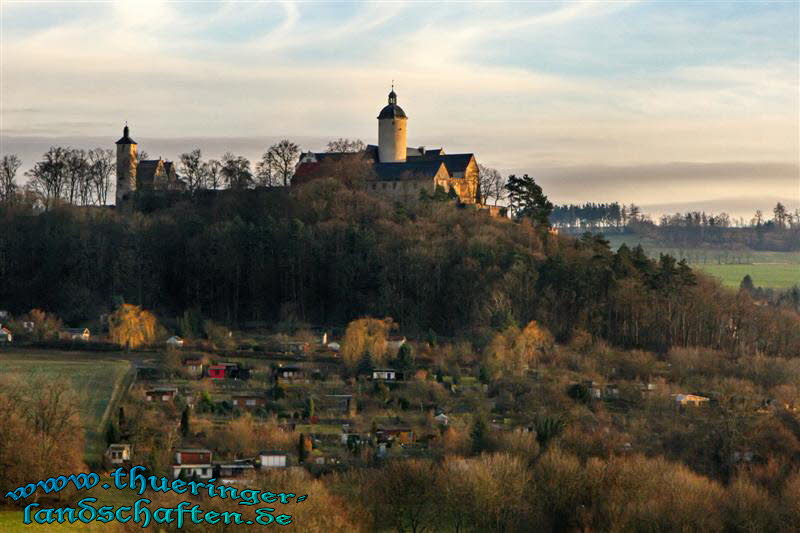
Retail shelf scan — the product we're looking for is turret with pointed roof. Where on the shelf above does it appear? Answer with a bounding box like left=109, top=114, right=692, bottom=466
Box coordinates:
left=116, top=124, right=136, bottom=145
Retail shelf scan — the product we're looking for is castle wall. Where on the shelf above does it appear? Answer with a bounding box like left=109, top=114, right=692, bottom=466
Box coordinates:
left=437, top=158, right=479, bottom=204
left=367, top=178, right=433, bottom=203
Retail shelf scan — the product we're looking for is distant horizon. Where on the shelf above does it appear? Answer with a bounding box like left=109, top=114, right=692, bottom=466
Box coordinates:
left=3, top=131, right=796, bottom=221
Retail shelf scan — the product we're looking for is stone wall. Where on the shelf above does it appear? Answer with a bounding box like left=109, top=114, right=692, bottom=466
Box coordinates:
left=436, top=159, right=479, bottom=204
left=367, top=178, right=432, bottom=203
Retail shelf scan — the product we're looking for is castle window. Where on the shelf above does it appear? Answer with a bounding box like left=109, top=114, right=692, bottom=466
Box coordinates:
left=393, top=182, right=397, bottom=189
left=382, top=183, right=387, bottom=189
left=372, top=183, right=377, bottom=190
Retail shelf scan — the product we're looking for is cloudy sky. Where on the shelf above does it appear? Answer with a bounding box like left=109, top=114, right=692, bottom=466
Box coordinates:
left=1, top=0, right=798, bottom=218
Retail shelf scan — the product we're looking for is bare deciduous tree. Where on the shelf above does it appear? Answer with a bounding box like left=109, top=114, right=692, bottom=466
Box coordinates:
left=773, top=202, right=788, bottom=229
left=88, top=148, right=114, bottom=205
left=179, top=149, right=207, bottom=193
left=267, top=140, right=300, bottom=186
left=64, top=149, right=89, bottom=205
left=254, top=151, right=278, bottom=187
left=205, top=159, right=223, bottom=190
left=26, top=147, right=69, bottom=209
left=326, top=138, right=365, bottom=153
left=477, top=165, right=505, bottom=206
left=221, top=152, right=253, bottom=190
left=0, top=154, right=22, bottom=204
left=0, top=375, right=84, bottom=500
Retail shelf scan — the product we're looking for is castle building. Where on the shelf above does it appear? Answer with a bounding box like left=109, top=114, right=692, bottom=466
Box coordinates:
left=294, top=88, right=480, bottom=204
left=115, top=125, right=182, bottom=204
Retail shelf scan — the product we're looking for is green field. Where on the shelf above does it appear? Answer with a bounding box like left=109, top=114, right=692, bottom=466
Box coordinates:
left=0, top=350, right=135, bottom=463
left=698, top=263, right=799, bottom=289
left=605, top=235, right=799, bottom=289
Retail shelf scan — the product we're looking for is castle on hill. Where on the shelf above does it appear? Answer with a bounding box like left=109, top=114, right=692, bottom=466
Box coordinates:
left=113, top=88, right=480, bottom=206
left=294, top=88, right=480, bottom=204
left=114, top=125, right=184, bottom=205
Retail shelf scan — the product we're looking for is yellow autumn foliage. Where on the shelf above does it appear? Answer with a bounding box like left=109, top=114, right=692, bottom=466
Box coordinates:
left=341, top=317, right=394, bottom=368
left=486, top=320, right=553, bottom=376
left=108, top=303, right=160, bottom=350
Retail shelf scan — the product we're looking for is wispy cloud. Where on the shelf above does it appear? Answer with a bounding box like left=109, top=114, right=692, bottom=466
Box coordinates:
left=1, top=1, right=797, bottom=216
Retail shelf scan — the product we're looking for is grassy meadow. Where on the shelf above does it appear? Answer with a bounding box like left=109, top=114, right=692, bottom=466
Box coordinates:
left=605, top=235, right=799, bottom=289
left=0, top=351, right=137, bottom=532
left=0, top=350, right=135, bottom=462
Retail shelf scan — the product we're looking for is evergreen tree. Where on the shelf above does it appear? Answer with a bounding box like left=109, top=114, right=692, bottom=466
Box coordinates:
left=471, top=414, right=490, bottom=454
left=304, top=397, right=315, bottom=420
left=180, top=406, right=191, bottom=437
left=392, top=343, right=415, bottom=374
left=178, top=307, right=203, bottom=339
left=298, top=434, right=308, bottom=464
left=356, top=352, right=374, bottom=377
left=271, top=382, right=286, bottom=400
left=478, top=365, right=491, bottom=385
left=105, top=421, right=120, bottom=445
left=532, top=415, right=565, bottom=449
left=505, top=173, right=553, bottom=226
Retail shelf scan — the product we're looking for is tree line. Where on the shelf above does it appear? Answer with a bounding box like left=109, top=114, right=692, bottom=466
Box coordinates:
left=0, top=139, right=302, bottom=209
left=1, top=149, right=115, bottom=209
left=552, top=201, right=799, bottom=231
left=551, top=200, right=799, bottom=251
left=180, top=139, right=301, bottom=192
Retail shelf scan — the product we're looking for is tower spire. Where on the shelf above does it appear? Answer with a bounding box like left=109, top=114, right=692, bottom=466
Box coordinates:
left=116, top=122, right=136, bottom=145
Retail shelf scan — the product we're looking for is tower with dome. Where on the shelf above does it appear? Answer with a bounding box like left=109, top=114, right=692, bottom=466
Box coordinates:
left=295, top=87, right=480, bottom=204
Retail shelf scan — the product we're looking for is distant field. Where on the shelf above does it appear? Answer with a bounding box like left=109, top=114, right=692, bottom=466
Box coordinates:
left=0, top=350, right=135, bottom=463
left=605, top=235, right=799, bottom=289
left=698, top=263, right=799, bottom=289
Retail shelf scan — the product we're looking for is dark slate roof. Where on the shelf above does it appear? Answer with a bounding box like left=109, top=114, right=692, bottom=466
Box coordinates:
left=116, top=125, right=136, bottom=145
left=377, top=103, right=407, bottom=120
left=306, top=150, right=378, bottom=164
left=408, top=153, right=474, bottom=175
left=163, top=161, right=176, bottom=177
left=364, top=144, right=379, bottom=162
left=409, top=147, right=443, bottom=156
left=137, top=160, right=159, bottom=186
left=374, top=160, right=445, bottom=181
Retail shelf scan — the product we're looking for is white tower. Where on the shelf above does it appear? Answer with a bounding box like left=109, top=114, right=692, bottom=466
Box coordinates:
left=377, top=87, right=407, bottom=163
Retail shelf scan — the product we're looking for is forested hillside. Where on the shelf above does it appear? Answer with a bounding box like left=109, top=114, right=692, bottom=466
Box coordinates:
left=1, top=178, right=797, bottom=356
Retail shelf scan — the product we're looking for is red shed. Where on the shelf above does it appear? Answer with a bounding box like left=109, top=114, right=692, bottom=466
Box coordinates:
left=208, top=365, right=227, bottom=379
left=175, top=448, right=212, bottom=465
